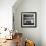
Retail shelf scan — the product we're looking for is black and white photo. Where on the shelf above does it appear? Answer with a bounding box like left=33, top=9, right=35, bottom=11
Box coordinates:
left=21, top=12, right=37, bottom=28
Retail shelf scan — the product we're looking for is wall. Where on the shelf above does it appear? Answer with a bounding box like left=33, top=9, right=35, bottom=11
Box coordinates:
left=0, top=0, right=16, bottom=30
left=13, top=0, right=46, bottom=46
left=41, top=0, right=46, bottom=46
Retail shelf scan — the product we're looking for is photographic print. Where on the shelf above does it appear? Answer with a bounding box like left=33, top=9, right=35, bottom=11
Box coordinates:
left=21, top=12, right=37, bottom=28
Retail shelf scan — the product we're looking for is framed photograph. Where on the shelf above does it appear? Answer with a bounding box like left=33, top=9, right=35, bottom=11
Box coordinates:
left=21, top=12, right=37, bottom=28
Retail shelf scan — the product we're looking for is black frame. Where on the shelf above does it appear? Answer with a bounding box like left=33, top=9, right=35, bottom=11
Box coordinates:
left=21, top=12, right=37, bottom=28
